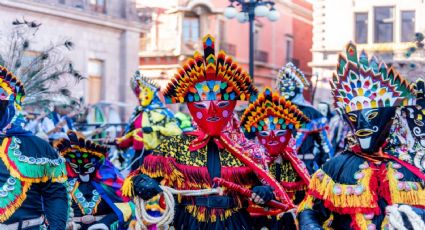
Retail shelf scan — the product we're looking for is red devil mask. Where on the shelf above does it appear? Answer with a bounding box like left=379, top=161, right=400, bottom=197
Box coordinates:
left=187, top=100, right=237, bottom=137
left=257, top=129, right=292, bottom=157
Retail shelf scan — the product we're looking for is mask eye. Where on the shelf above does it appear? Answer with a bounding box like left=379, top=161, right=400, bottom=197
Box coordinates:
left=217, top=101, right=230, bottom=108
left=87, top=167, right=95, bottom=173
left=348, top=115, right=357, bottom=122
left=194, top=102, right=208, bottom=109
left=367, top=111, right=378, bottom=121
left=414, top=119, right=424, bottom=127
left=84, top=163, right=94, bottom=168
left=275, top=130, right=287, bottom=136
left=69, top=162, right=78, bottom=168
left=258, top=131, right=270, bottom=137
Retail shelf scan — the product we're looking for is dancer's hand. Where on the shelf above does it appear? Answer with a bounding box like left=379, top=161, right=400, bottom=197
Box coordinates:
left=251, top=186, right=274, bottom=205
left=133, top=174, right=163, bottom=200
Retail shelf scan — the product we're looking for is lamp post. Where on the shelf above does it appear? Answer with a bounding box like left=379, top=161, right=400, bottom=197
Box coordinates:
left=224, top=0, right=280, bottom=80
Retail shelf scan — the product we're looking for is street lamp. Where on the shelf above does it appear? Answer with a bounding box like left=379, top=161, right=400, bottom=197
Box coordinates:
left=224, top=0, right=280, bottom=80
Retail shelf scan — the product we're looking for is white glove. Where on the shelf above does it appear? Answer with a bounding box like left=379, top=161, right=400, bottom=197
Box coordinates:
left=87, top=223, right=109, bottom=230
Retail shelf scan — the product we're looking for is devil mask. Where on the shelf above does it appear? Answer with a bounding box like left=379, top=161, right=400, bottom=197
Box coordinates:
left=57, top=131, right=108, bottom=182
left=257, top=129, right=292, bottom=157
left=187, top=100, right=236, bottom=136
left=277, top=63, right=310, bottom=101
left=241, top=88, right=309, bottom=157
left=163, top=35, right=257, bottom=136
left=131, top=71, right=160, bottom=108
left=331, top=43, right=414, bottom=155
left=345, top=107, right=396, bottom=153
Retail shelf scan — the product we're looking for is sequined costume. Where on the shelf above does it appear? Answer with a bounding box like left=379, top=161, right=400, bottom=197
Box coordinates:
left=241, top=88, right=311, bottom=229
left=0, top=66, right=68, bottom=229
left=297, top=43, right=425, bottom=230
left=115, top=71, right=181, bottom=171
left=277, top=63, right=333, bottom=174
left=123, top=35, right=293, bottom=230
left=56, top=131, right=134, bottom=230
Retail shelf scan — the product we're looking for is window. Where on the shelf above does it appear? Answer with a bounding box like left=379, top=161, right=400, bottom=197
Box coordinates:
left=90, top=0, right=106, bottom=13
left=140, top=32, right=148, bottom=50
left=87, top=59, right=104, bottom=104
left=183, top=16, right=200, bottom=43
left=401, top=11, right=415, bottom=42
left=374, top=6, right=394, bottom=43
left=285, top=37, right=293, bottom=63
left=355, top=12, right=368, bottom=44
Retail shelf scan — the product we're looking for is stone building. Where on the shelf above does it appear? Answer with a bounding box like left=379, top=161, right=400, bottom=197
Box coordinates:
left=311, top=0, right=425, bottom=105
left=137, top=0, right=313, bottom=95
left=0, top=0, right=148, bottom=117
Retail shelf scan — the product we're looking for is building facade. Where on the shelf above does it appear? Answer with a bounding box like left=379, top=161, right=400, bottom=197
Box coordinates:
left=0, top=0, right=148, bottom=117
left=137, top=0, right=313, bottom=98
left=311, top=0, right=425, bottom=105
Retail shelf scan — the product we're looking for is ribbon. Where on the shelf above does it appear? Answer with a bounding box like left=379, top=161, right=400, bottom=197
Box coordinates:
left=186, top=130, right=224, bottom=151
left=186, top=129, right=294, bottom=208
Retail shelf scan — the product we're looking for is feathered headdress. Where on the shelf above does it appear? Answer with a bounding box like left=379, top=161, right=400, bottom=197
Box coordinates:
left=240, top=88, right=310, bottom=135
left=276, top=62, right=310, bottom=91
left=0, top=66, right=25, bottom=109
left=56, top=131, right=108, bottom=162
left=331, top=42, right=414, bottom=113
left=130, top=70, right=160, bottom=95
left=163, top=34, right=257, bottom=104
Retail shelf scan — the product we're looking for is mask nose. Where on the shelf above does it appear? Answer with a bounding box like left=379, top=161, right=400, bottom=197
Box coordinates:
left=208, top=101, right=217, bottom=115
left=270, top=130, right=276, bottom=139
left=356, top=113, right=369, bottom=130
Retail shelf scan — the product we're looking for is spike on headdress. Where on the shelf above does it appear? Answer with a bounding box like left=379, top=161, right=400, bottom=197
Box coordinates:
left=163, top=34, right=257, bottom=104
left=331, top=43, right=415, bottom=113
left=56, top=130, right=108, bottom=160
left=240, top=87, right=310, bottom=135
left=130, top=70, right=160, bottom=95
left=276, top=62, right=310, bottom=94
left=0, top=65, right=25, bottom=108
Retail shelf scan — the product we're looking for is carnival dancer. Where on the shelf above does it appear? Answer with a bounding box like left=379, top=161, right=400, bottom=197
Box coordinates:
left=296, top=43, right=425, bottom=229
left=0, top=66, right=68, bottom=229
left=387, top=78, right=425, bottom=174
left=122, top=35, right=294, bottom=230
left=56, top=130, right=134, bottom=230
left=241, top=88, right=311, bottom=230
left=111, top=71, right=181, bottom=171
left=276, top=63, right=333, bottom=174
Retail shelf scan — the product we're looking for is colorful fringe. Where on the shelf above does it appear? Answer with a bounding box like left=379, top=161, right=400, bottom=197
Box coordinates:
left=0, top=177, right=31, bottom=222
left=385, top=162, right=425, bottom=206
left=0, top=137, right=66, bottom=183
left=185, top=205, right=239, bottom=222
left=304, top=168, right=380, bottom=215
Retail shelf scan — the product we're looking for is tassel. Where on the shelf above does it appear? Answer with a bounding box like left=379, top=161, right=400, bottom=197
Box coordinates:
left=122, top=176, right=135, bottom=197
left=305, top=168, right=380, bottom=215
left=386, top=164, right=425, bottom=206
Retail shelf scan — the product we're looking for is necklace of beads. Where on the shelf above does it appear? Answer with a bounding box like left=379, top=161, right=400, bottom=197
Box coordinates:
left=68, top=179, right=101, bottom=215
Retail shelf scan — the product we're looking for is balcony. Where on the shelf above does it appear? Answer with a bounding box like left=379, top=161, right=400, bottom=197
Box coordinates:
left=254, top=50, right=269, bottom=63
left=220, top=42, right=237, bottom=56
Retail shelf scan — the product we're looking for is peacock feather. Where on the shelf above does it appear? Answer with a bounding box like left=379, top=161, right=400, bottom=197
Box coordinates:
left=0, top=19, right=84, bottom=110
